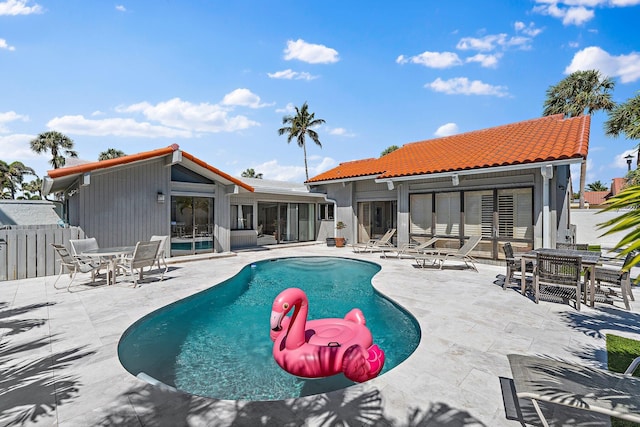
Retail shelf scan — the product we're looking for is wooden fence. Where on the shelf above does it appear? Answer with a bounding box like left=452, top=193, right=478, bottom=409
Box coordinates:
left=0, top=225, right=86, bottom=281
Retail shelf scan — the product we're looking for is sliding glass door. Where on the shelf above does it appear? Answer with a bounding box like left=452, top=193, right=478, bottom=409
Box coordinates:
left=257, top=202, right=315, bottom=244
left=171, top=196, right=214, bottom=256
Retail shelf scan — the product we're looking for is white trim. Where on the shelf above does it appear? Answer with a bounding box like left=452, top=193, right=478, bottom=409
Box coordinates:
left=308, top=174, right=382, bottom=186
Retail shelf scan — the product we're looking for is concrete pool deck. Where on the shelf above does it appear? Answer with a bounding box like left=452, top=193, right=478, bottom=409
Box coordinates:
left=1, top=243, right=639, bottom=426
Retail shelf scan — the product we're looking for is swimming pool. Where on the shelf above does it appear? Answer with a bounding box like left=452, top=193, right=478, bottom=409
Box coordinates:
left=118, top=257, right=420, bottom=401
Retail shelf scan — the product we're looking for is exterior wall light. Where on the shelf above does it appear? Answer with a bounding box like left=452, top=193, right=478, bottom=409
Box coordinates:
left=157, top=192, right=165, bottom=203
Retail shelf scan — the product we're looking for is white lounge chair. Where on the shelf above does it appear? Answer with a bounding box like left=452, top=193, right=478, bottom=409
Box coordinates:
left=51, top=243, right=102, bottom=292
left=508, top=353, right=640, bottom=426
left=414, top=235, right=481, bottom=271
left=351, top=228, right=396, bottom=254
left=116, top=240, right=161, bottom=288
left=394, top=237, right=441, bottom=259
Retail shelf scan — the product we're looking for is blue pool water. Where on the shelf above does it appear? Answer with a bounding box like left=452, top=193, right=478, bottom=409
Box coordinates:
left=118, top=257, right=420, bottom=401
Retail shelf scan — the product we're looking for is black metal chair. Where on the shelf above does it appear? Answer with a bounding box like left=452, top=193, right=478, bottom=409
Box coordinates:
left=502, top=242, right=533, bottom=290
left=533, top=253, right=584, bottom=311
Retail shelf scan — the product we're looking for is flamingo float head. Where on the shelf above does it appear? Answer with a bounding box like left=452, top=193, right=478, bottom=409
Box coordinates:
left=270, top=287, right=307, bottom=332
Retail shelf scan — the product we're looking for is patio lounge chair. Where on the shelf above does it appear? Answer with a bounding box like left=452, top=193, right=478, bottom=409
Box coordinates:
left=116, top=240, right=161, bottom=287
left=394, top=236, right=441, bottom=259
left=150, top=235, right=170, bottom=277
left=414, top=235, right=481, bottom=271
left=351, top=228, right=396, bottom=254
left=508, top=353, right=640, bottom=426
left=51, top=243, right=102, bottom=292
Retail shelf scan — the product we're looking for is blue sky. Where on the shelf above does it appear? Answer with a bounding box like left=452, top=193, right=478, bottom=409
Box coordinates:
left=1, top=0, right=640, bottom=189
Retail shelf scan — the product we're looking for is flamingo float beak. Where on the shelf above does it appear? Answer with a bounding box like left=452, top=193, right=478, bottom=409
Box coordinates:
left=270, top=310, right=283, bottom=331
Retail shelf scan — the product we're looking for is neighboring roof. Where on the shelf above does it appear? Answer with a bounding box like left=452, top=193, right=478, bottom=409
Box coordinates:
left=308, top=114, right=591, bottom=183
left=611, top=177, right=626, bottom=196
left=43, top=144, right=254, bottom=194
left=583, top=191, right=609, bottom=206
left=0, top=200, right=62, bottom=226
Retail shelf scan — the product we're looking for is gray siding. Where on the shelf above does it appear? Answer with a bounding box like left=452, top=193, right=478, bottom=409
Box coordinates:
left=77, top=159, right=170, bottom=247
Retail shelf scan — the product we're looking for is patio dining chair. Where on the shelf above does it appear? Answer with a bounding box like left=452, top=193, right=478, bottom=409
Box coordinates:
left=69, top=237, right=110, bottom=272
left=150, top=235, right=169, bottom=277
left=116, top=240, right=161, bottom=288
left=586, top=250, right=636, bottom=310
left=51, top=243, right=102, bottom=292
left=502, top=242, right=533, bottom=290
left=533, top=253, right=584, bottom=311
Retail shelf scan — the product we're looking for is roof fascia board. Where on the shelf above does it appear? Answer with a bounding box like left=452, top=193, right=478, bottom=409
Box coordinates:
left=307, top=174, right=382, bottom=186
left=375, top=159, right=580, bottom=184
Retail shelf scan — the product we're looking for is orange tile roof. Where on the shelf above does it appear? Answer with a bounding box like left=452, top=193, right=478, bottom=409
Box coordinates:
left=46, top=144, right=254, bottom=192
left=307, top=114, right=590, bottom=183
left=583, top=191, right=609, bottom=206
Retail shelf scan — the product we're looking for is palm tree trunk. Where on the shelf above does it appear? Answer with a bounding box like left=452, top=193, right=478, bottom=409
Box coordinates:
left=303, top=142, right=309, bottom=181
left=579, top=158, right=587, bottom=209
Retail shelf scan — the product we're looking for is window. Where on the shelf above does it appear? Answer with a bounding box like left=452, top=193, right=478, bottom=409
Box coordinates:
left=464, top=190, right=493, bottom=237
left=410, top=194, right=432, bottom=234
left=318, top=203, right=334, bottom=220
left=231, top=204, right=253, bottom=230
left=498, top=188, right=532, bottom=239
left=435, top=192, right=460, bottom=236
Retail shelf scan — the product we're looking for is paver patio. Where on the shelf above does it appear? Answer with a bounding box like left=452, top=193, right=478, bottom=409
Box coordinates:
left=1, top=243, right=638, bottom=426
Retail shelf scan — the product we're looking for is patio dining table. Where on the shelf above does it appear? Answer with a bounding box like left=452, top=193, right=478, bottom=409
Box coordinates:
left=520, top=248, right=601, bottom=308
left=82, top=246, right=135, bottom=286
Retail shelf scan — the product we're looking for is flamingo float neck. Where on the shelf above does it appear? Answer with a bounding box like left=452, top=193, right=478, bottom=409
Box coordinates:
left=284, top=294, right=308, bottom=350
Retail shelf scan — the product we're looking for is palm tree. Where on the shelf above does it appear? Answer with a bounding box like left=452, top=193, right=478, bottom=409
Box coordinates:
left=98, top=148, right=126, bottom=161
left=241, top=168, right=263, bottom=179
left=30, top=131, right=78, bottom=169
left=21, top=177, right=43, bottom=200
left=380, top=145, right=400, bottom=157
left=543, top=70, right=615, bottom=208
left=278, top=102, right=325, bottom=181
left=0, top=160, right=36, bottom=199
left=586, top=180, right=608, bottom=191
left=605, top=92, right=640, bottom=166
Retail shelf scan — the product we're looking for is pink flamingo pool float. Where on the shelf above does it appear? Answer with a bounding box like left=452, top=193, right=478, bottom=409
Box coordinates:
left=269, top=287, right=385, bottom=382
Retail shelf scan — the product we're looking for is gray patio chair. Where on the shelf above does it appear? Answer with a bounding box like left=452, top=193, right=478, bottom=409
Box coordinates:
left=116, top=240, right=161, bottom=287
left=150, top=235, right=169, bottom=277
left=556, top=242, right=589, bottom=251
left=533, top=253, right=584, bottom=311
left=415, top=235, right=481, bottom=271
left=394, top=236, right=441, bottom=259
left=502, top=242, right=533, bottom=290
left=51, top=243, right=102, bottom=292
left=508, top=353, right=640, bottom=426
left=586, top=250, right=636, bottom=310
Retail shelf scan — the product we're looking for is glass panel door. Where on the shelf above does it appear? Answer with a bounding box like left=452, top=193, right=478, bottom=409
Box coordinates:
left=170, top=196, right=214, bottom=256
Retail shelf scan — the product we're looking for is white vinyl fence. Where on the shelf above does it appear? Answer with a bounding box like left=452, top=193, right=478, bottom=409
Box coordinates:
left=0, top=225, right=86, bottom=281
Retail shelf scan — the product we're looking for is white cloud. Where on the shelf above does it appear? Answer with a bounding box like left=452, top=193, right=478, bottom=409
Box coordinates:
left=47, top=115, right=193, bottom=138
left=221, top=88, right=271, bottom=108
left=115, top=5, right=126, bottom=12
left=0, top=111, right=28, bottom=132
left=457, top=33, right=534, bottom=51
left=397, top=51, right=462, bottom=68
left=466, top=53, right=502, bottom=68
left=565, top=46, right=640, bottom=83
left=283, top=39, right=339, bottom=64
left=515, top=21, right=544, bottom=37
left=251, top=157, right=336, bottom=182
left=267, top=69, right=318, bottom=80
left=614, top=149, right=638, bottom=169
left=434, top=123, right=459, bottom=137
left=119, top=97, right=260, bottom=133
left=0, top=38, right=16, bottom=51
left=0, top=0, right=42, bottom=15
left=426, top=77, right=509, bottom=97
left=275, top=103, right=296, bottom=114
left=533, top=1, right=596, bottom=25
left=328, top=127, right=356, bottom=137
left=0, top=133, right=38, bottom=159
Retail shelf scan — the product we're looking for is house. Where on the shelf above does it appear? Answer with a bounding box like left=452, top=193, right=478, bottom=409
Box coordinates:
left=0, top=200, right=62, bottom=227
left=42, top=144, right=329, bottom=257
left=582, top=177, right=628, bottom=209
left=306, top=114, right=591, bottom=260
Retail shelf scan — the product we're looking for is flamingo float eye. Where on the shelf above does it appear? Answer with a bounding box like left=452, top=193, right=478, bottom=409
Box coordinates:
left=282, top=303, right=289, bottom=310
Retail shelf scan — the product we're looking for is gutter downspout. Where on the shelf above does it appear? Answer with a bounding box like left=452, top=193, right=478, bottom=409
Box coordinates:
left=541, top=165, right=553, bottom=248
